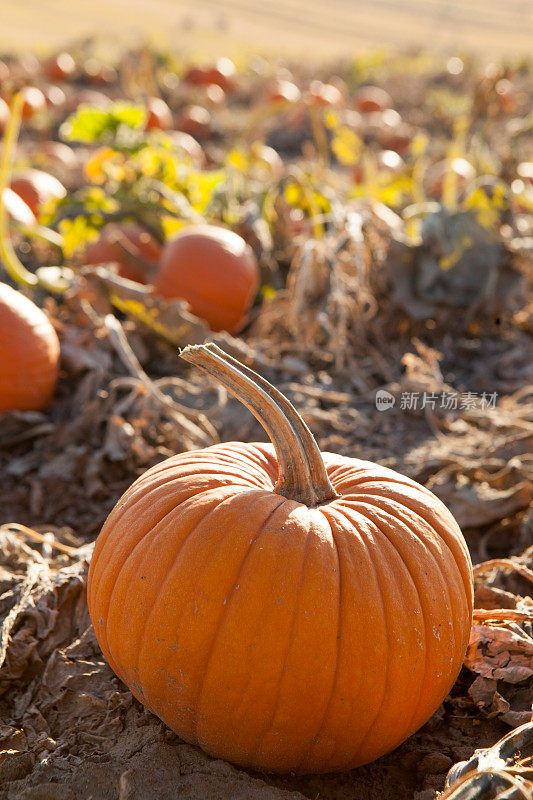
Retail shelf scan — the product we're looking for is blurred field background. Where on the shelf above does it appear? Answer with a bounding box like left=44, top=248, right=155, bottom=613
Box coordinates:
left=3, top=0, right=533, bottom=57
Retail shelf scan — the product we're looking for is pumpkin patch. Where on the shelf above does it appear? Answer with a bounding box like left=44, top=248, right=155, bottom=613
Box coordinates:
left=0, top=31, right=532, bottom=800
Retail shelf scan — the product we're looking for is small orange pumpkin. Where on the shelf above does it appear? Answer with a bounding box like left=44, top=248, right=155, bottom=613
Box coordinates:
left=44, top=52, right=76, bottom=83
left=2, top=188, right=37, bottom=227
left=19, top=87, right=47, bottom=121
left=0, top=283, right=60, bottom=413
left=265, top=79, right=301, bottom=106
left=354, top=85, right=392, bottom=114
left=0, top=97, right=10, bottom=135
left=10, top=169, right=66, bottom=217
left=184, top=58, right=236, bottom=92
left=175, top=105, right=213, bottom=140
left=83, top=224, right=162, bottom=284
left=306, top=80, right=343, bottom=108
left=153, top=225, right=260, bottom=333
left=145, top=97, right=173, bottom=131
left=88, top=344, right=473, bottom=774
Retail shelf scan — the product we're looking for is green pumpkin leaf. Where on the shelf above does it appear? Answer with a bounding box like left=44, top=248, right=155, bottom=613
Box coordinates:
left=61, top=103, right=147, bottom=144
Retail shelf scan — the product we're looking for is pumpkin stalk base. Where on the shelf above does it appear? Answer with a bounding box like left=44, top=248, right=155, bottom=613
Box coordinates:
left=180, top=343, right=338, bottom=508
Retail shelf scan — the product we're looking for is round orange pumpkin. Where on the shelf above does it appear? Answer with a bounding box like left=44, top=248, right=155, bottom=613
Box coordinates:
left=306, top=80, right=343, bottom=108
left=175, top=105, right=213, bottom=140
left=145, top=96, right=173, bottom=131
left=265, top=79, right=301, bottom=105
left=83, top=224, right=162, bottom=283
left=43, top=85, right=67, bottom=113
left=153, top=225, right=260, bottom=333
left=19, top=87, right=47, bottom=121
left=44, top=52, right=76, bottom=83
left=184, top=58, right=236, bottom=92
left=0, top=97, right=10, bottom=135
left=2, top=188, right=37, bottom=227
left=354, top=85, right=392, bottom=114
left=11, top=169, right=66, bottom=217
left=0, top=283, right=60, bottom=413
left=88, top=344, right=473, bottom=775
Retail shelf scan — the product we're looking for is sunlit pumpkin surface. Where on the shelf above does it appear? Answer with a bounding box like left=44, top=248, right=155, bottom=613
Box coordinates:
left=0, top=282, right=60, bottom=413
left=153, top=226, right=259, bottom=334
left=88, top=347, right=473, bottom=775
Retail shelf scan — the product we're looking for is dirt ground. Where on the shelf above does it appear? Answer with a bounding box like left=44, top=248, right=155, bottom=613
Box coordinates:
left=1, top=288, right=532, bottom=799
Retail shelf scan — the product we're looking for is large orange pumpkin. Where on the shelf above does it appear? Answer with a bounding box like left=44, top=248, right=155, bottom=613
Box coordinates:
left=88, top=344, right=473, bottom=774
left=153, top=226, right=260, bottom=333
left=0, top=283, right=60, bottom=413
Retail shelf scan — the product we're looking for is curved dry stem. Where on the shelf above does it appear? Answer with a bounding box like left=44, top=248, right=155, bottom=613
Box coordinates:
left=180, top=342, right=337, bottom=507
left=211, top=346, right=332, bottom=494
left=2, top=523, right=79, bottom=556
left=473, top=558, right=533, bottom=585
left=473, top=608, right=533, bottom=623
left=104, top=314, right=216, bottom=448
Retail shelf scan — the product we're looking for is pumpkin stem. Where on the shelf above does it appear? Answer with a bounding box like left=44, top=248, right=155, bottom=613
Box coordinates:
left=180, top=343, right=338, bottom=507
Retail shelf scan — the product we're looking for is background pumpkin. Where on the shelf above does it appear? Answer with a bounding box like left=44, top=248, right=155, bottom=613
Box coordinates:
left=83, top=223, right=162, bottom=284
left=184, top=58, right=237, bottom=92
left=144, top=96, right=173, bottom=131
left=0, top=282, right=60, bottom=413
left=10, top=168, right=66, bottom=217
left=19, top=86, right=47, bottom=121
left=2, top=187, right=37, bottom=227
left=153, top=225, right=260, bottom=333
left=0, top=97, right=10, bottom=134
left=88, top=343, right=473, bottom=774
left=44, top=51, right=76, bottom=82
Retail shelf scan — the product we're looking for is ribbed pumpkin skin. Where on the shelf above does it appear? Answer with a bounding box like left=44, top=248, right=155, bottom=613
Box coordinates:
left=88, top=441, right=473, bottom=774
left=0, top=284, right=60, bottom=413
left=153, top=226, right=259, bottom=333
